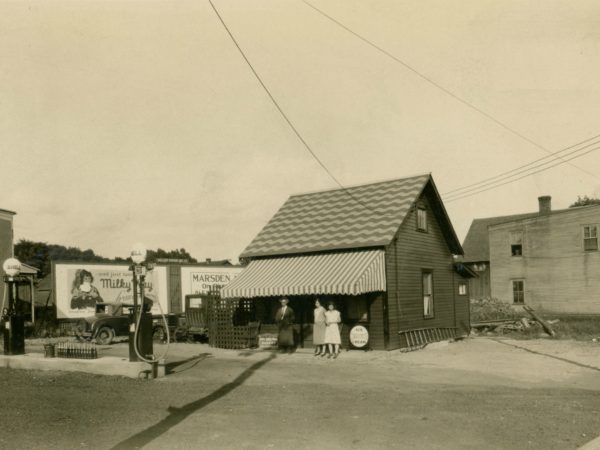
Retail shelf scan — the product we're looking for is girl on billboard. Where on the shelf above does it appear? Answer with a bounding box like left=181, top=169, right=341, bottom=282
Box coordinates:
left=70, top=269, right=103, bottom=309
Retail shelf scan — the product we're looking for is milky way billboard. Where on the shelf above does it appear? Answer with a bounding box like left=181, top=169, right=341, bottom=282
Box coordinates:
left=53, top=262, right=168, bottom=319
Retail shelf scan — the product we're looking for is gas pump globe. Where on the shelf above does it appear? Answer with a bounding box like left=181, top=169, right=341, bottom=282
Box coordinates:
left=128, top=243, right=153, bottom=362
left=3, top=257, right=25, bottom=355
left=3, top=258, right=21, bottom=278
left=130, top=242, right=147, bottom=265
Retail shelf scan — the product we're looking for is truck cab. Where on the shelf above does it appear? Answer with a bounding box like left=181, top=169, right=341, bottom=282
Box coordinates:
left=77, top=302, right=132, bottom=345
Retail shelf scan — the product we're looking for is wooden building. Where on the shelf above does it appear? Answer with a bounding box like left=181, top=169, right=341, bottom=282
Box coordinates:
left=461, top=212, right=540, bottom=299
left=222, top=174, right=471, bottom=350
left=0, top=208, right=16, bottom=306
left=485, top=196, right=600, bottom=314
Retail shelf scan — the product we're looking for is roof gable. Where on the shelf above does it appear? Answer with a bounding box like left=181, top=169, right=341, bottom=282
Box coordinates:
left=240, top=174, right=461, bottom=258
left=461, top=213, right=538, bottom=263
left=461, top=205, right=592, bottom=262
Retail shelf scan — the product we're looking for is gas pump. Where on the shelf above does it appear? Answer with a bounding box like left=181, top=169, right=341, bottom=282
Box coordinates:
left=128, top=243, right=170, bottom=364
left=2, top=258, right=25, bottom=355
left=128, top=244, right=153, bottom=362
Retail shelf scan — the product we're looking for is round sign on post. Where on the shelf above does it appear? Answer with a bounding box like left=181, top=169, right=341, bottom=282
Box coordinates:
left=3, top=258, right=21, bottom=278
left=349, top=324, right=369, bottom=349
left=131, top=243, right=147, bottom=264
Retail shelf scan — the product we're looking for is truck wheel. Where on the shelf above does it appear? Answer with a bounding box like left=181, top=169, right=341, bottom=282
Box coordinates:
left=173, top=327, right=188, bottom=342
left=95, top=327, right=115, bottom=345
left=153, top=326, right=166, bottom=343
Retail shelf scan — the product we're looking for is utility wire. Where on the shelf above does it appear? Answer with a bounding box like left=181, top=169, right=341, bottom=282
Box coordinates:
left=444, top=137, right=600, bottom=200
left=444, top=133, right=600, bottom=196
left=444, top=144, right=600, bottom=203
left=208, top=0, right=390, bottom=215
left=302, top=0, right=600, bottom=183
left=211, top=0, right=599, bottom=206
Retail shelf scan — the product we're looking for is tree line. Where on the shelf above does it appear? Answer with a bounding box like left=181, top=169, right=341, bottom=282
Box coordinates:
left=14, top=239, right=198, bottom=278
left=569, top=196, right=600, bottom=208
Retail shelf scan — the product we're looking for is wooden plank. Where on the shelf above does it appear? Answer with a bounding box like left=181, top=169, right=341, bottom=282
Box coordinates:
left=523, top=306, right=556, bottom=336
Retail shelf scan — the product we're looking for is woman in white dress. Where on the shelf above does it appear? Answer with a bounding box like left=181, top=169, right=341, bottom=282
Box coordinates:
left=313, top=299, right=327, bottom=356
left=324, top=302, right=342, bottom=358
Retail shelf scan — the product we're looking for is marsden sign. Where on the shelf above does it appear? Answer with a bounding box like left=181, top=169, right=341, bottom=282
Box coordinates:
left=53, top=262, right=243, bottom=319
left=180, top=266, right=244, bottom=310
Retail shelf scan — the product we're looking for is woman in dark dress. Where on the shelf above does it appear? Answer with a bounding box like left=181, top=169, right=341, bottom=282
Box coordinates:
left=275, top=297, right=295, bottom=353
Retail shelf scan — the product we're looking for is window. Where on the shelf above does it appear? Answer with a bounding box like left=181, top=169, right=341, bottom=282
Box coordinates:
left=458, top=283, right=467, bottom=296
left=417, top=208, right=428, bottom=231
left=510, top=231, right=523, bottom=256
left=423, top=271, right=434, bottom=317
left=512, top=280, right=524, bottom=304
left=583, top=225, right=598, bottom=251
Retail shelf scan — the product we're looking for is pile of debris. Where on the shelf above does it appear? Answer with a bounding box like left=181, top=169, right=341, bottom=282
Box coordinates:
left=471, top=306, right=558, bottom=337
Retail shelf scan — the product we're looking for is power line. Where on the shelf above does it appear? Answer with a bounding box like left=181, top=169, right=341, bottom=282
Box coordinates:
left=444, top=144, right=600, bottom=203
left=443, top=137, right=600, bottom=200
left=208, top=0, right=391, bottom=215
left=210, top=0, right=599, bottom=207
left=444, top=134, right=600, bottom=196
left=301, top=0, right=600, bottom=183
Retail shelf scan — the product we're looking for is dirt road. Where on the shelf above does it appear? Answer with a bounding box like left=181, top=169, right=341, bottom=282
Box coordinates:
left=1, top=338, right=599, bottom=449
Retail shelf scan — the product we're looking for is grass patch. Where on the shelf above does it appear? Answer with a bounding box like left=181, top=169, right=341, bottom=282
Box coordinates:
left=470, top=297, right=521, bottom=322
left=470, top=299, right=600, bottom=341
left=545, top=316, right=600, bottom=341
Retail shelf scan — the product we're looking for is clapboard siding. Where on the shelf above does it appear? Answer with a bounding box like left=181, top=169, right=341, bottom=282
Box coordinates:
left=0, top=213, right=14, bottom=307
left=489, top=206, right=600, bottom=313
left=385, top=186, right=457, bottom=349
left=369, top=293, right=386, bottom=350
left=454, top=273, right=471, bottom=336
left=467, top=264, right=491, bottom=299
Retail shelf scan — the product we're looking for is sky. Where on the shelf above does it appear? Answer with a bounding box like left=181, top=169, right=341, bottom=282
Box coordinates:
left=1, top=0, right=600, bottom=262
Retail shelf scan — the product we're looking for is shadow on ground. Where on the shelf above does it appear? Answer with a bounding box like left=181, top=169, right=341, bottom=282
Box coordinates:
left=165, top=353, right=212, bottom=375
left=111, top=353, right=277, bottom=450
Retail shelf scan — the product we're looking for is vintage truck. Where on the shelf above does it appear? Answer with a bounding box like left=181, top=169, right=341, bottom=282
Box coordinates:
left=77, top=301, right=169, bottom=345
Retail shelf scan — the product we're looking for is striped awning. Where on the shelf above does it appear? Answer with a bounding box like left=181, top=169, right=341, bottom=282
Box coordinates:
left=221, top=250, right=386, bottom=298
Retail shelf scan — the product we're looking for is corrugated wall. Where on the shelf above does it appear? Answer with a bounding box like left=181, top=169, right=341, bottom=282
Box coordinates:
left=167, top=265, right=182, bottom=314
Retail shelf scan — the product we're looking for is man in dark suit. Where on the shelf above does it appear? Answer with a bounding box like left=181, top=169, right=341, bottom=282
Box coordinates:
left=275, top=297, right=295, bottom=353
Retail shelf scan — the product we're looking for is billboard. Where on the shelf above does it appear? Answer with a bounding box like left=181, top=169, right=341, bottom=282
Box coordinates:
left=53, top=262, right=168, bottom=319
left=180, top=266, right=243, bottom=309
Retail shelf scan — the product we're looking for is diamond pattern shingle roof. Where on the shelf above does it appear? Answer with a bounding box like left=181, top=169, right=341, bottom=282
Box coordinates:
left=240, top=174, right=432, bottom=258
